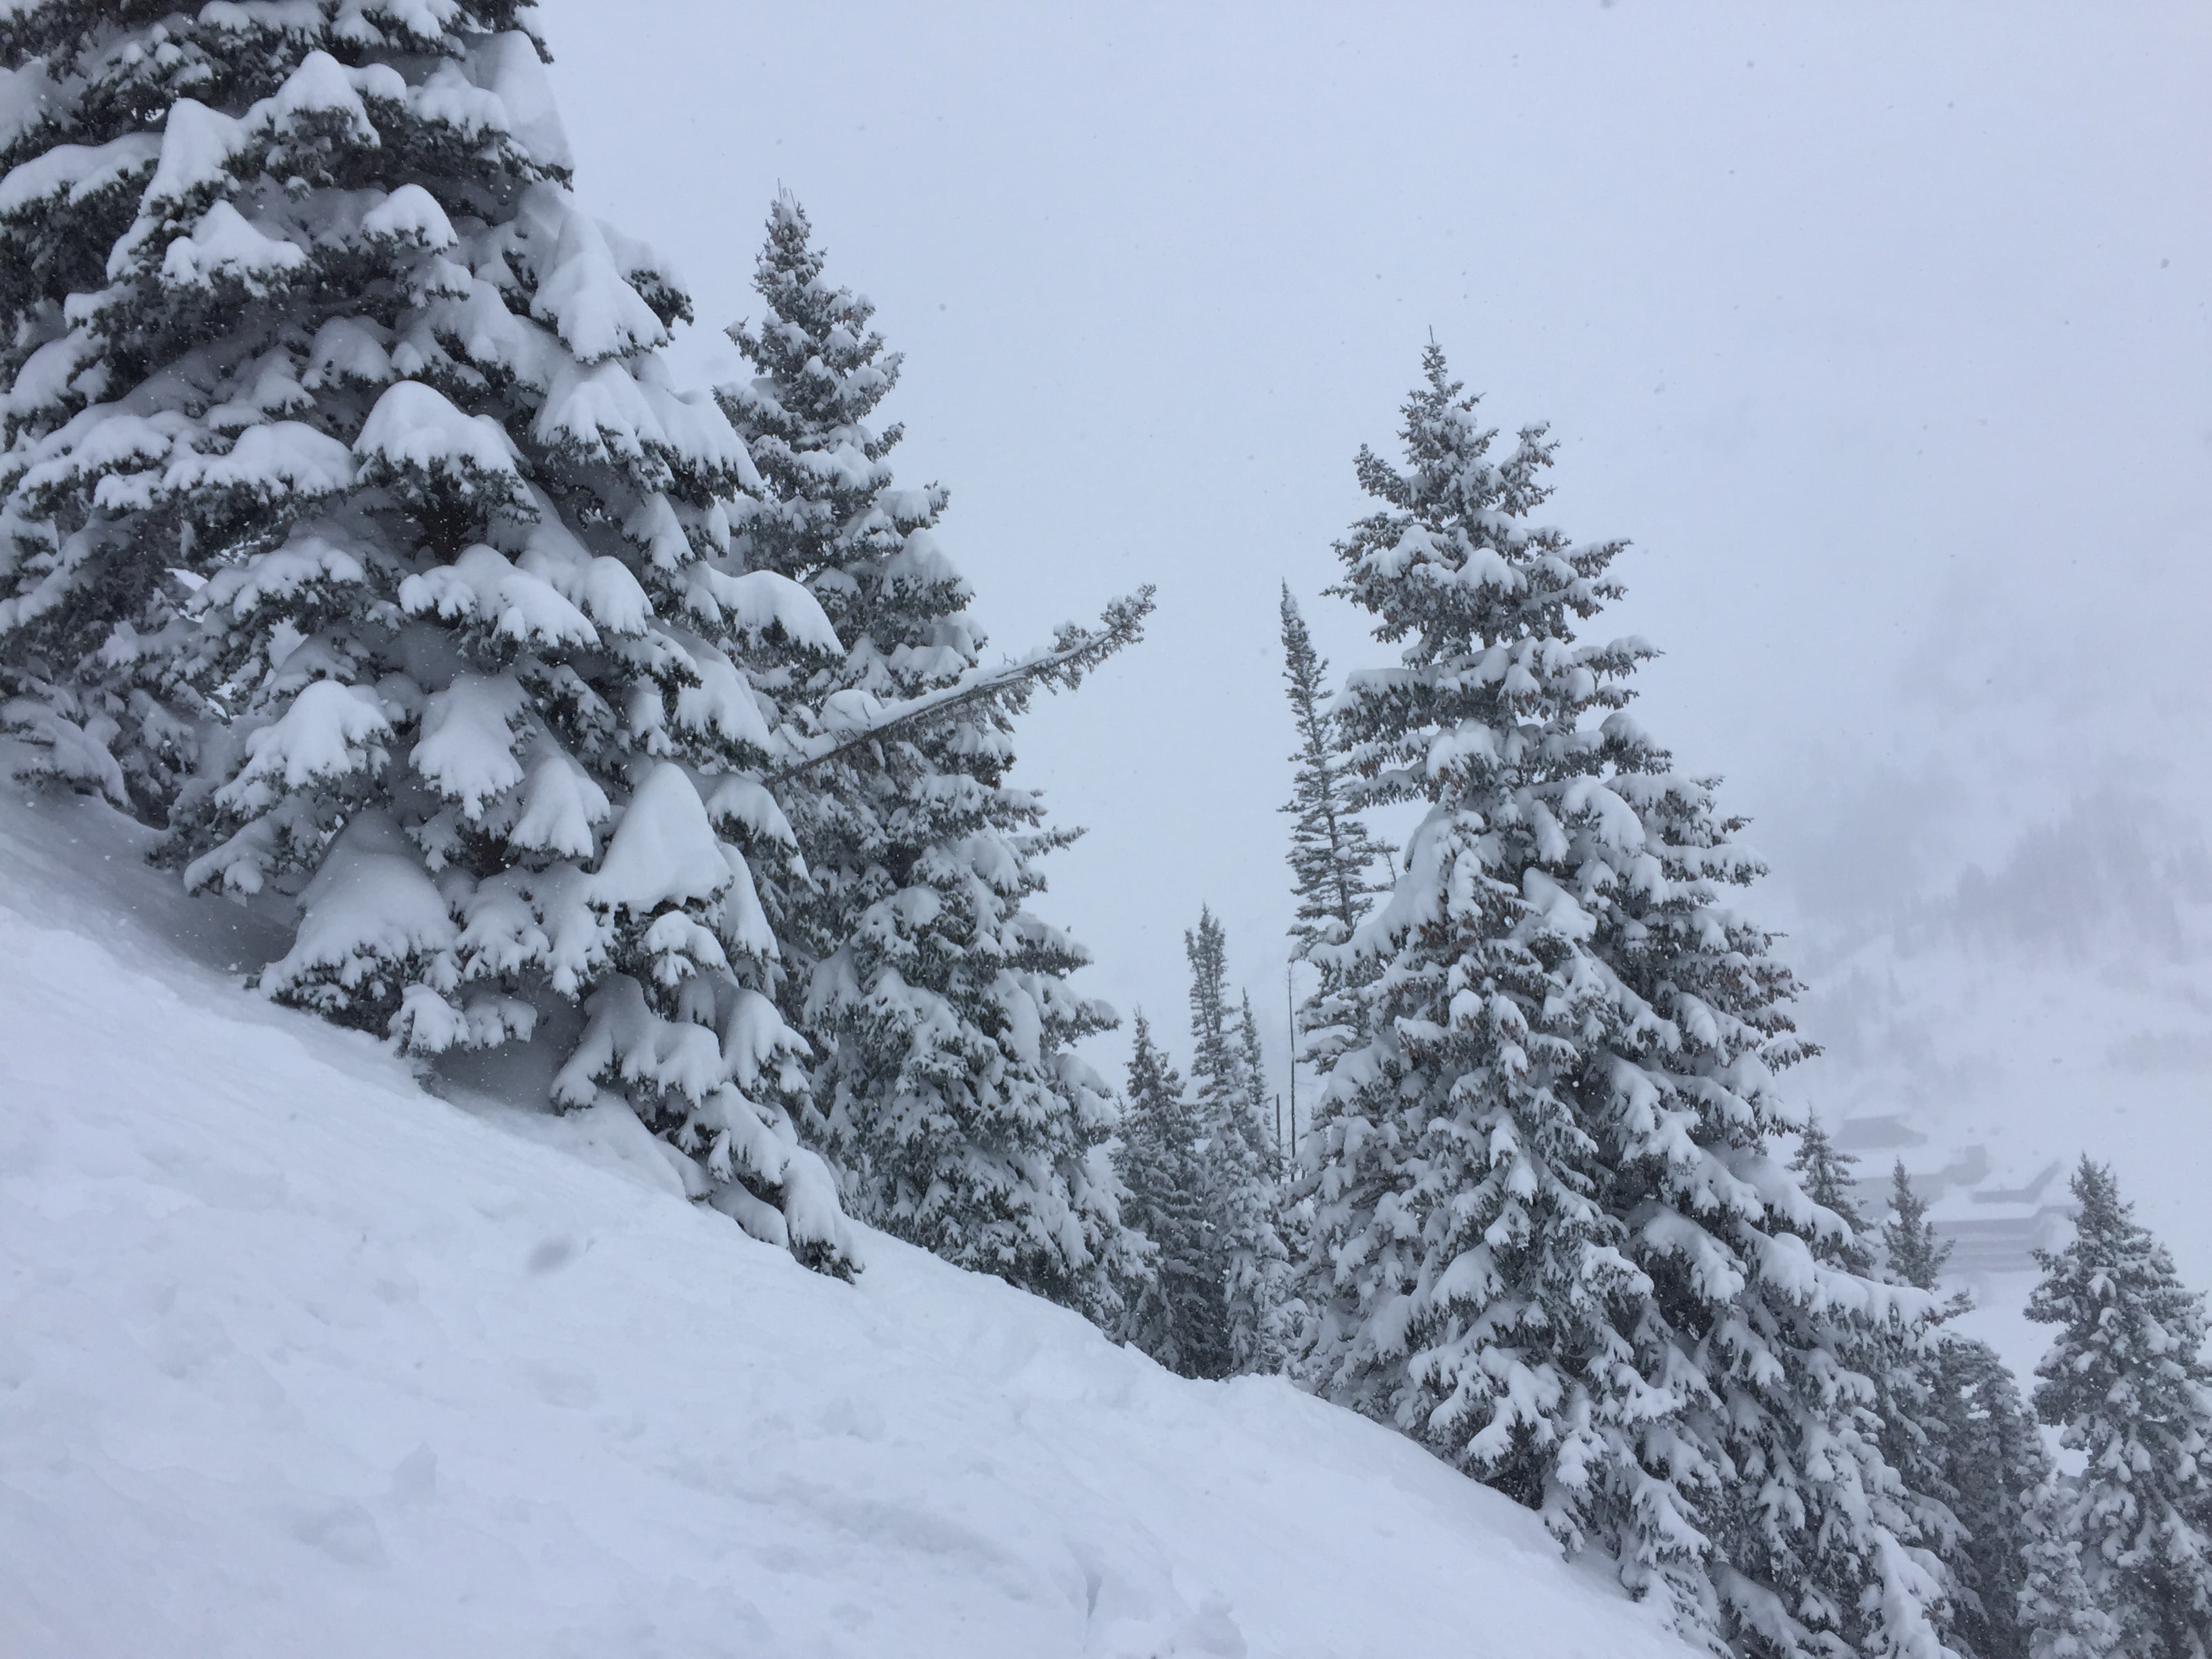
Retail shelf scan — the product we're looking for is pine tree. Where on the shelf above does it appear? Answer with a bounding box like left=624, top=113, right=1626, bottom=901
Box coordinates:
left=0, top=5, right=857, bottom=1271
left=1876, top=1164, right=1982, bottom=1655
left=1296, top=342, right=1952, bottom=1656
left=2020, top=1475, right=2122, bottom=1659
left=1795, top=1138, right=1982, bottom=1650
left=1793, top=1115, right=1877, bottom=1274
left=1186, top=905, right=1236, bottom=1109
left=1945, top=1340, right=2062, bottom=1659
left=0, top=1, right=269, bottom=813
left=1875, top=1161, right=2069, bottom=1659
left=2027, top=1160, right=2212, bottom=1659
left=1883, top=1160, right=1958, bottom=1293
left=1185, top=906, right=1290, bottom=1373
left=718, top=195, right=1141, bottom=1316
left=1113, top=1010, right=1229, bottom=1379
left=1279, top=583, right=1386, bottom=1073
left=1233, top=989, right=1276, bottom=1168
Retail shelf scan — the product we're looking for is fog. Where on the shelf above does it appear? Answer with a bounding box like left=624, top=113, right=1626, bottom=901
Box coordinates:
left=535, top=1, right=2212, bottom=1327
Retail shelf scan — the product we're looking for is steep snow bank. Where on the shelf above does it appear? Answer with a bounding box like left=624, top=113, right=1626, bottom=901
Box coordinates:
left=0, top=782, right=1684, bottom=1659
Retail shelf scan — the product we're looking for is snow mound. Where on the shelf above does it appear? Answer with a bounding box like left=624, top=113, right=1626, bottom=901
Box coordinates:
left=0, top=780, right=1686, bottom=1659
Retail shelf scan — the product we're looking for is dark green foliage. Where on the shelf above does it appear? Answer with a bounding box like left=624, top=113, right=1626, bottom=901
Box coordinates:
left=1114, top=1011, right=1230, bottom=1380
left=1278, top=583, right=1385, bottom=1072
left=1185, top=905, right=1288, bottom=1372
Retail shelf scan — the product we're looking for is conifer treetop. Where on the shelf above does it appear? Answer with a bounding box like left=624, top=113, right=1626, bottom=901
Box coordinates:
left=1124, top=1008, right=1181, bottom=1108
left=1335, top=341, right=1634, bottom=672
left=1883, top=1160, right=1957, bottom=1296
left=1299, top=341, right=1946, bottom=1659
left=2027, top=1158, right=2212, bottom=1658
left=1790, top=1113, right=1875, bottom=1275
left=2030, top=1159, right=2212, bottom=1427
left=1278, top=582, right=1385, bottom=952
left=1279, top=581, right=1386, bottom=1080
left=726, top=191, right=899, bottom=449
left=1185, top=903, right=1234, bottom=1107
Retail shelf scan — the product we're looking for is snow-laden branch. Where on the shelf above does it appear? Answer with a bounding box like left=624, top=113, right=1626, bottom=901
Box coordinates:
left=768, top=585, right=1155, bottom=784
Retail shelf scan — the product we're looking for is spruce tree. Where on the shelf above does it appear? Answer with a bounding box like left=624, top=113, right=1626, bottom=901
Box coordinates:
left=1185, top=905, right=1290, bottom=1373
left=1296, top=342, right=1952, bottom=1656
left=1875, top=1161, right=2070, bottom=1659
left=1186, top=905, right=1237, bottom=1109
left=1234, top=989, right=1275, bottom=1175
left=1877, top=1164, right=1987, bottom=1656
left=0, top=0, right=273, bottom=813
left=1944, top=1340, right=2062, bottom=1659
left=2021, top=1475, right=2122, bottom=1659
left=1883, top=1160, right=1958, bottom=1293
left=1113, top=1010, right=1229, bottom=1379
left=2028, top=1160, right=2212, bottom=1658
left=718, top=195, right=1139, bottom=1316
left=1793, top=1115, right=1877, bottom=1274
left=0, top=5, right=857, bottom=1271
left=1279, top=583, right=1385, bottom=1073
left=1795, top=1138, right=1978, bottom=1650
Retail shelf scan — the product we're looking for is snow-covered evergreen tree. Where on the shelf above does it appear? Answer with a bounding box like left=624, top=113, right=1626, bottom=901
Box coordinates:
left=1113, top=1010, right=1229, bottom=1380
left=1792, top=1140, right=1975, bottom=1649
left=1279, top=582, right=1385, bottom=1073
left=1942, top=1339, right=2058, bottom=1659
left=1875, top=1164, right=1996, bottom=1657
left=2028, top=1160, right=2212, bottom=1659
left=0, top=3, right=857, bottom=1271
left=0, top=0, right=248, bottom=812
left=1882, top=1162, right=1957, bottom=1293
left=1296, top=342, right=1952, bottom=1656
left=2020, top=1475, right=2122, bottom=1659
left=1793, top=1115, right=1877, bottom=1275
left=1234, top=988, right=1275, bottom=1175
left=1860, top=1160, right=2064, bottom=1659
left=1186, top=905, right=1236, bottom=1109
left=718, top=194, right=1141, bottom=1317
left=1185, top=905, right=1289, bottom=1374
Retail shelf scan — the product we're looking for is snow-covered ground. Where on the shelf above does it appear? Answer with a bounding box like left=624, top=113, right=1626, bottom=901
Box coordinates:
left=0, top=777, right=1684, bottom=1659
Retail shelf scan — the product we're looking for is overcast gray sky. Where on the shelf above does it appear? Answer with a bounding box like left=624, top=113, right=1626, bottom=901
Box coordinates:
left=536, top=1, right=2212, bottom=1311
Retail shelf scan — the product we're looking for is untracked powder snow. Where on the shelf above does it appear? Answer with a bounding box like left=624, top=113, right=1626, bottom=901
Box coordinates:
left=0, top=775, right=1687, bottom=1659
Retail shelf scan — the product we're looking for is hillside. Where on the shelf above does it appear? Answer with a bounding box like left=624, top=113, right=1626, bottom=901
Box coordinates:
left=0, top=775, right=1684, bottom=1659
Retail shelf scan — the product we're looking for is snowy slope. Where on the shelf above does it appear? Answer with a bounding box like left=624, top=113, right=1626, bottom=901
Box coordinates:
left=0, top=781, right=1685, bottom=1659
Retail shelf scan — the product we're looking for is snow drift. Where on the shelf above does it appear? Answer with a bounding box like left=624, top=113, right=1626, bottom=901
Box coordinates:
left=0, top=779, right=1685, bottom=1659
